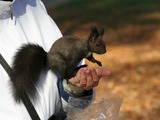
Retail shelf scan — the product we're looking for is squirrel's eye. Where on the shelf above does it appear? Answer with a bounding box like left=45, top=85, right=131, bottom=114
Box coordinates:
left=96, top=44, right=100, bottom=47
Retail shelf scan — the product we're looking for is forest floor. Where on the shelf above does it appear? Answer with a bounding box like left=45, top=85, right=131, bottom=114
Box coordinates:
left=47, top=0, right=160, bottom=119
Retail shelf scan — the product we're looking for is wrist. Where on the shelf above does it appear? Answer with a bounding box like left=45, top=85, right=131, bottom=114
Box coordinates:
left=62, top=79, right=85, bottom=97
left=58, top=79, right=93, bottom=102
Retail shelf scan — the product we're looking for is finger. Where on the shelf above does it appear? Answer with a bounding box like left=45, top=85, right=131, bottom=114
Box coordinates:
left=96, top=69, right=111, bottom=77
left=90, top=68, right=99, bottom=82
left=78, top=68, right=87, bottom=87
left=84, top=68, right=94, bottom=90
left=68, top=68, right=84, bottom=85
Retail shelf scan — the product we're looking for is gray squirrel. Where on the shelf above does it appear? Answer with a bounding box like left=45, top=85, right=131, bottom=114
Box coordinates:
left=10, top=26, right=106, bottom=102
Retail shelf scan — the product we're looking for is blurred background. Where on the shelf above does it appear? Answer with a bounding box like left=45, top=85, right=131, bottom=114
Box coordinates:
left=42, top=0, right=160, bottom=119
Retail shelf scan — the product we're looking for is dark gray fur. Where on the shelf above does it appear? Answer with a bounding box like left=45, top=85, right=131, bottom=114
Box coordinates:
left=10, top=26, right=106, bottom=102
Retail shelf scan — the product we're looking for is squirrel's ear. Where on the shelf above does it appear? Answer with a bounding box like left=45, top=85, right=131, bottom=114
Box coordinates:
left=88, top=26, right=98, bottom=42
left=99, top=27, right=105, bottom=36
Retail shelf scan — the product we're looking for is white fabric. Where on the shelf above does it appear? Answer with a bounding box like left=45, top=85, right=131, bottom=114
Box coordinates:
left=0, top=0, right=63, bottom=119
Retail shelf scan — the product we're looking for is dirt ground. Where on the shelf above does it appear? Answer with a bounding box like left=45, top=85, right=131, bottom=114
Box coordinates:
left=47, top=1, right=160, bottom=119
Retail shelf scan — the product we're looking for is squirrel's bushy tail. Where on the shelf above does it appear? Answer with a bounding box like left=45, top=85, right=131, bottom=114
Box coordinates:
left=11, top=44, right=47, bottom=102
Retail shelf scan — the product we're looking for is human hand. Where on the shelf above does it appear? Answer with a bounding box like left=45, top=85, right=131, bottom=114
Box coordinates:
left=68, top=67, right=111, bottom=90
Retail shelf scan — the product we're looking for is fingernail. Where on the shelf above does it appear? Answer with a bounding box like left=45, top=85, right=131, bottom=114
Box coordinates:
left=106, top=70, right=111, bottom=75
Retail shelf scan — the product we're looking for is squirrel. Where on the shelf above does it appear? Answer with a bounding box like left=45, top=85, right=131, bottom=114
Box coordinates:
left=10, top=26, right=106, bottom=102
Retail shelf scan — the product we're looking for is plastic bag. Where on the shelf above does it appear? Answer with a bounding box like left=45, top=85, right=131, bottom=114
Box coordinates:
left=66, top=93, right=123, bottom=120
